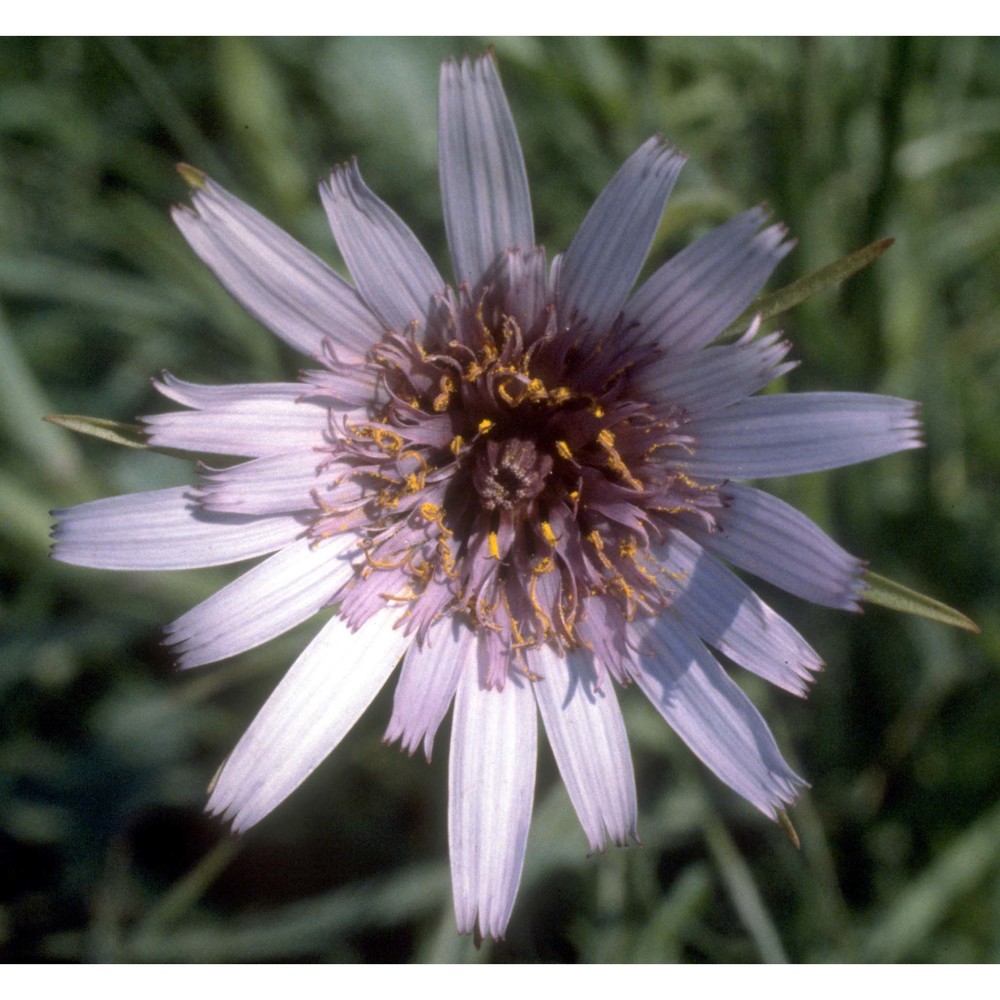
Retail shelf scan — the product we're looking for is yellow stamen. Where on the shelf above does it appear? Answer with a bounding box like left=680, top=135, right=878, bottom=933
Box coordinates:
left=432, top=375, right=455, bottom=412
left=420, top=502, right=442, bottom=522
left=527, top=574, right=553, bottom=637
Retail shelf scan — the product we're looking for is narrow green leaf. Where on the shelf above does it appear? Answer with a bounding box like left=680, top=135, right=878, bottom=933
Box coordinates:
left=43, top=414, right=149, bottom=450
left=138, top=839, right=242, bottom=934
left=721, top=237, right=895, bottom=337
left=700, top=807, right=789, bottom=963
left=863, top=571, right=980, bottom=633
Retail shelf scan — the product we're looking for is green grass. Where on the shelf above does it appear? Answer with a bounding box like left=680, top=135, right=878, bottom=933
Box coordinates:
left=1, top=37, right=997, bottom=963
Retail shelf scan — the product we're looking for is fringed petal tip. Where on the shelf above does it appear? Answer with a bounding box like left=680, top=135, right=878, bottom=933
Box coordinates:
left=585, top=825, right=642, bottom=858
left=172, top=166, right=384, bottom=361
left=439, top=47, right=535, bottom=290
left=320, top=157, right=446, bottom=334
left=841, top=558, right=872, bottom=613
left=558, top=135, right=686, bottom=334
left=759, top=783, right=808, bottom=824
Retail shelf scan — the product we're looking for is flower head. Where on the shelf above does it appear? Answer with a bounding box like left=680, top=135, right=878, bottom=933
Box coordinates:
left=52, top=54, right=922, bottom=941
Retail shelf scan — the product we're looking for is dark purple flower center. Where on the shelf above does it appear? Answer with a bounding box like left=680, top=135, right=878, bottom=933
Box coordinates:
left=474, top=438, right=552, bottom=513
left=311, top=258, right=724, bottom=683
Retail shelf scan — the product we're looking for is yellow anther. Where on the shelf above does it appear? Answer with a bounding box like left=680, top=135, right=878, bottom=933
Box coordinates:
left=488, top=531, right=501, bottom=561
left=449, top=435, right=465, bottom=456
left=503, top=594, right=528, bottom=647
left=363, top=546, right=409, bottom=570
left=603, top=443, right=645, bottom=491
left=554, top=440, right=573, bottom=461
left=550, top=387, right=574, bottom=404
left=540, top=521, right=558, bottom=546
left=420, top=502, right=442, bottom=521
left=372, top=427, right=403, bottom=455
left=597, top=428, right=616, bottom=449
left=497, top=378, right=528, bottom=406
left=527, top=574, right=553, bottom=636
left=478, top=418, right=494, bottom=435
left=438, top=537, right=457, bottom=576
left=432, top=375, right=455, bottom=413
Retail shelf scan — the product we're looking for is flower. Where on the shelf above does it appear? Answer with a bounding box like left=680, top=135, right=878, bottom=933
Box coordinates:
left=52, top=53, right=922, bottom=941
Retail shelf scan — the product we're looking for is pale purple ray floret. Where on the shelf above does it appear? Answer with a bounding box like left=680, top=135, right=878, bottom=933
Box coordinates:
left=51, top=54, right=922, bottom=941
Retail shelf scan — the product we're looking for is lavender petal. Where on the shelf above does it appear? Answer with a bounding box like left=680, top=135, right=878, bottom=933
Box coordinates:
left=657, top=530, right=823, bottom=696
left=51, top=486, right=304, bottom=571
left=449, top=665, right=536, bottom=941
left=683, top=392, right=923, bottom=479
left=558, top=136, right=685, bottom=334
left=144, top=378, right=332, bottom=459
left=165, top=533, right=358, bottom=669
left=532, top=644, right=638, bottom=852
left=630, top=617, right=805, bottom=818
left=632, top=320, right=796, bottom=418
left=439, top=54, right=534, bottom=288
left=208, top=608, right=409, bottom=833
left=625, top=206, right=793, bottom=353
left=321, top=161, right=446, bottom=334
left=384, top=616, right=475, bottom=761
left=679, top=482, right=867, bottom=610
left=173, top=173, right=383, bottom=362
left=198, top=451, right=353, bottom=517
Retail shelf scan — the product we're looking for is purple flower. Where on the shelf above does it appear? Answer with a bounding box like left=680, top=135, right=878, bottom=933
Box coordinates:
left=52, top=54, right=921, bottom=941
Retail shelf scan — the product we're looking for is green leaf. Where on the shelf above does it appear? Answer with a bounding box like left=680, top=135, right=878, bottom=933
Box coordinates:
left=721, top=237, right=896, bottom=337
left=862, top=571, right=980, bottom=633
left=44, top=413, right=149, bottom=450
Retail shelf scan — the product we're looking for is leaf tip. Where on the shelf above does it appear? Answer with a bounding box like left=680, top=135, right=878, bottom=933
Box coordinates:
left=177, top=163, right=207, bottom=190
left=862, top=570, right=980, bottom=634
left=777, top=809, right=801, bottom=850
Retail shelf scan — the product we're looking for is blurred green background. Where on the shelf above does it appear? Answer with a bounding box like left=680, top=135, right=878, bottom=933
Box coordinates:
left=1, top=37, right=997, bottom=963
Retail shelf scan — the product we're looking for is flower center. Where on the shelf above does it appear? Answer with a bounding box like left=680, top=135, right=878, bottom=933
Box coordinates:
left=311, top=274, right=722, bottom=683
left=474, top=438, right=552, bottom=513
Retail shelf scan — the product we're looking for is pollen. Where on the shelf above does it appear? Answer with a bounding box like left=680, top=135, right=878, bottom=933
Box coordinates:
left=433, top=375, right=456, bottom=412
